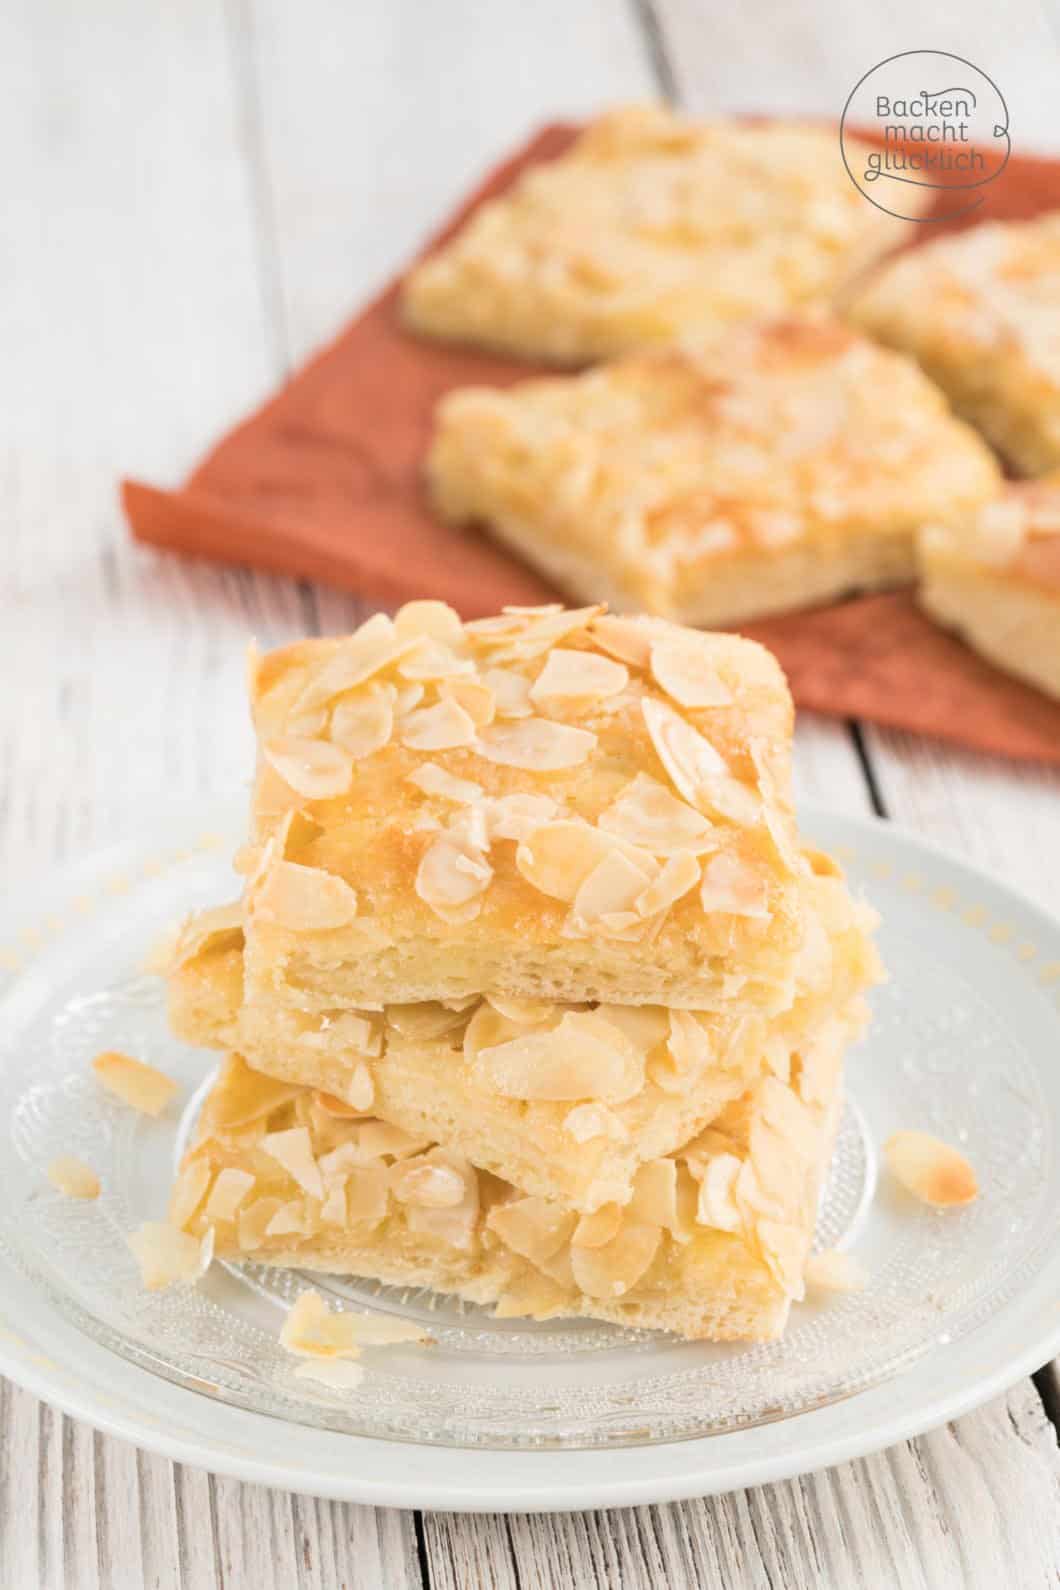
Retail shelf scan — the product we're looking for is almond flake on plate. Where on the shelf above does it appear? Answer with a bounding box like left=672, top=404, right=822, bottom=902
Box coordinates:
left=128, top=1222, right=214, bottom=1290
left=883, top=1131, right=979, bottom=1207
left=293, top=1359, right=366, bottom=1390
left=804, top=1249, right=868, bottom=1293
left=92, top=1050, right=179, bottom=1117
left=47, top=1155, right=100, bottom=1200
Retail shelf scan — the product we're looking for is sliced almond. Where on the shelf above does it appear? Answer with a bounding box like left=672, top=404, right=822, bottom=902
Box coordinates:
left=568, top=846, right=657, bottom=932
left=487, top=792, right=560, bottom=842
left=628, top=1159, right=681, bottom=1234
left=345, top=1165, right=391, bottom=1222
left=757, top=1220, right=808, bottom=1299
left=650, top=636, right=733, bottom=709
left=393, top=599, right=465, bottom=646
left=695, top=1153, right=743, bottom=1232
left=562, top=1102, right=629, bottom=1143
left=401, top=1151, right=479, bottom=1249
left=263, top=736, right=354, bottom=800
left=572, top=1203, right=623, bottom=1249
left=47, top=1155, right=100, bottom=1200
left=329, top=686, right=393, bottom=760
left=515, top=820, right=616, bottom=902
left=205, top=1056, right=303, bottom=1130
left=636, top=851, right=701, bottom=918
left=385, top=1000, right=472, bottom=1040
left=253, top=859, right=358, bottom=931
left=397, top=639, right=473, bottom=682
left=485, top=994, right=557, bottom=1024
left=487, top=1197, right=577, bottom=1266
left=344, top=1063, right=375, bottom=1112
left=238, top=1196, right=284, bottom=1249
left=265, top=1200, right=308, bottom=1237
left=391, top=1158, right=467, bottom=1208
left=642, top=699, right=760, bottom=825
left=356, top=1121, right=430, bottom=1160
left=203, top=1167, right=256, bottom=1222
left=261, top=1126, right=324, bottom=1199
left=570, top=1221, right=661, bottom=1299
left=128, top=1222, right=214, bottom=1290
left=804, top=1249, right=868, bottom=1293
left=415, top=832, right=492, bottom=921
left=92, top=1051, right=178, bottom=1117
left=406, top=763, right=484, bottom=805
left=529, top=648, right=628, bottom=706
left=482, top=667, right=533, bottom=719
left=588, top=614, right=653, bottom=669
left=400, top=698, right=477, bottom=751
left=699, top=852, right=770, bottom=918
left=169, top=1159, right=211, bottom=1228
left=170, top=901, right=243, bottom=967
left=474, top=718, right=596, bottom=771
left=293, top=1359, right=366, bottom=1390
left=883, top=1131, right=979, bottom=1208
left=597, top=773, right=715, bottom=855
left=440, top=676, right=495, bottom=727
left=290, top=616, right=418, bottom=714
left=476, top=1009, right=644, bottom=1103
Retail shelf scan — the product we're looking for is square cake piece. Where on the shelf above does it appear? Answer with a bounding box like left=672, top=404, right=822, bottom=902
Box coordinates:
left=168, top=850, right=880, bottom=1213
left=170, top=996, right=857, bottom=1342
left=402, top=104, right=922, bottom=364
left=241, top=604, right=811, bottom=1013
left=919, top=478, right=1060, bottom=701
left=848, top=213, right=1060, bottom=476
left=427, top=321, right=1000, bottom=626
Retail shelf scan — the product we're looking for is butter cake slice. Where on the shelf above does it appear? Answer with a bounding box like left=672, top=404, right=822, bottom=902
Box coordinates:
left=170, top=1006, right=856, bottom=1343
left=427, top=321, right=1000, bottom=626
left=402, top=105, right=922, bottom=364
left=239, top=604, right=810, bottom=1013
left=169, top=851, right=880, bottom=1215
left=848, top=213, right=1060, bottom=476
left=919, top=478, right=1060, bottom=701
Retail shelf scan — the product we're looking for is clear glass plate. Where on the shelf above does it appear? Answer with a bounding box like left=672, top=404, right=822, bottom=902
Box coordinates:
left=0, top=802, right=1056, bottom=1451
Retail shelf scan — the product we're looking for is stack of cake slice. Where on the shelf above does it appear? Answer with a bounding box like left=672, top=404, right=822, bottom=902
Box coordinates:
left=166, top=602, right=880, bottom=1341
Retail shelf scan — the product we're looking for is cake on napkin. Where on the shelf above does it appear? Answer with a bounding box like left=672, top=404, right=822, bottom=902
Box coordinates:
left=427, top=321, right=1000, bottom=626
left=402, top=104, right=922, bottom=364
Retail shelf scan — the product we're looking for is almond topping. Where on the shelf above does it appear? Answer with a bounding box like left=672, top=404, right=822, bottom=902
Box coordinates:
left=487, top=1197, right=577, bottom=1266
left=486, top=994, right=556, bottom=1024
left=238, top=1197, right=284, bottom=1248
left=699, top=852, right=770, bottom=918
left=487, top=792, right=559, bottom=841
left=400, top=698, right=477, bottom=751
left=169, top=1159, right=211, bottom=1227
left=397, top=639, right=474, bottom=682
left=261, top=1126, right=324, bottom=1199
left=695, top=1153, right=743, bottom=1231
left=475, top=1010, right=644, bottom=1103
left=391, top=1160, right=467, bottom=1208
left=804, top=1249, right=868, bottom=1293
left=345, top=1165, right=390, bottom=1222
left=572, top=1203, right=623, bottom=1248
left=629, top=1159, right=681, bottom=1234
left=562, top=1103, right=629, bottom=1143
left=568, top=847, right=657, bottom=932
left=281, top=1289, right=429, bottom=1358
left=204, top=1167, right=256, bottom=1222
left=263, top=736, right=354, bottom=800
left=515, top=820, right=616, bottom=901
left=406, top=763, right=484, bottom=804
left=393, top=600, right=465, bottom=646
left=329, top=686, right=393, bottom=760
left=440, top=676, right=496, bottom=726
left=570, top=1221, right=661, bottom=1299
left=344, top=1063, right=375, bottom=1112
left=482, top=668, right=534, bottom=719
left=92, top=1051, right=179, bottom=1117
left=170, top=902, right=243, bottom=967
left=650, top=637, right=733, bottom=708
left=290, top=615, right=419, bottom=713
left=293, top=1359, right=366, bottom=1391
left=415, top=832, right=493, bottom=921
left=641, top=699, right=760, bottom=825
left=474, top=718, right=597, bottom=771
left=128, top=1222, right=214, bottom=1290
left=530, top=648, right=629, bottom=705
left=589, top=614, right=653, bottom=669
left=635, top=851, right=701, bottom=917
left=385, top=1001, right=471, bottom=1040
left=47, top=1155, right=100, bottom=1200
left=883, top=1131, right=979, bottom=1208
left=597, top=773, right=715, bottom=855
left=253, top=859, right=359, bottom=930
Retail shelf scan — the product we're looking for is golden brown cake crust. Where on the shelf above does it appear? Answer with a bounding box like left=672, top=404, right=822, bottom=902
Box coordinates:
left=239, top=605, right=810, bottom=1011
left=848, top=213, right=1060, bottom=476
left=427, top=321, right=1000, bottom=624
left=402, top=105, right=923, bottom=364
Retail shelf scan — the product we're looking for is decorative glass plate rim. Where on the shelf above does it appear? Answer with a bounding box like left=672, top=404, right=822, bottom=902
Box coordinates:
left=0, top=799, right=1057, bottom=1458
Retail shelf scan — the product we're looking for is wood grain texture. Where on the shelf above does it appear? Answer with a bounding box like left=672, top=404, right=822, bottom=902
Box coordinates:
left=1, top=0, right=1059, bottom=1584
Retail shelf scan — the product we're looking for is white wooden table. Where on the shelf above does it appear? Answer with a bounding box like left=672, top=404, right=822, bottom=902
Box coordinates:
left=3, top=2, right=1059, bottom=1583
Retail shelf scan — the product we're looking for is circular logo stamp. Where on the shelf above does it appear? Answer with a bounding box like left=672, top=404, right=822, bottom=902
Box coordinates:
left=840, top=50, right=1010, bottom=221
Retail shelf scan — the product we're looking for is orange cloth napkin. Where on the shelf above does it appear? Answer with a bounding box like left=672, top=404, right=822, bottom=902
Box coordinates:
left=123, top=124, right=1060, bottom=767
